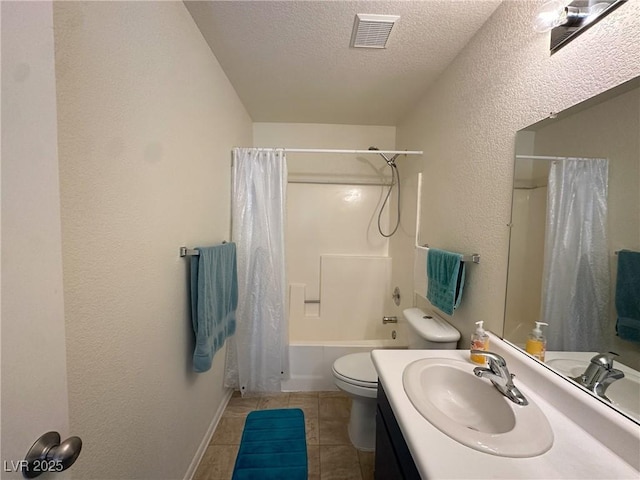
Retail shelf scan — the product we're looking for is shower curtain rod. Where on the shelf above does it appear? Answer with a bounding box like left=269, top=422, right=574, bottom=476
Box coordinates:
left=515, top=154, right=602, bottom=161
left=247, top=148, right=423, bottom=155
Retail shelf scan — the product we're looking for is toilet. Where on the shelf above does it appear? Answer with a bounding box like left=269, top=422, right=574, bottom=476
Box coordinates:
left=331, top=307, right=460, bottom=451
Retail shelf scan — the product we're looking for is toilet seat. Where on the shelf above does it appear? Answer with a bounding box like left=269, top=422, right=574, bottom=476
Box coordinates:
left=332, top=352, right=378, bottom=388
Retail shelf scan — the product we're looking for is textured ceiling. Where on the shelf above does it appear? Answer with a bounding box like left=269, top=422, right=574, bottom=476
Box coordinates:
left=185, top=1, right=502, bottom=126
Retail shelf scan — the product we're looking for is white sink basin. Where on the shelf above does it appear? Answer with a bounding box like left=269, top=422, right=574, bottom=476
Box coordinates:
left=403, top=358, right=554, bottom=457
left=546, top=357, right=640, bottom=422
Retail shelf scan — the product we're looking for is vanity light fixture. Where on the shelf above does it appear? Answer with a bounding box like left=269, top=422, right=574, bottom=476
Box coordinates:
left=534, top=0, right=627, bottom=53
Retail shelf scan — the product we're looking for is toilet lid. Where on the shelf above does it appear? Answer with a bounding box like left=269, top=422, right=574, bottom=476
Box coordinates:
left=403, top=307, right=461, bottom=342
left=332, top=352, right=378, bottom=386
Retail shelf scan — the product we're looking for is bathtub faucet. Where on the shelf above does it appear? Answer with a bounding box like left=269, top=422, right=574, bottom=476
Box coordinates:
left=382, top=316, right=398, bottom=324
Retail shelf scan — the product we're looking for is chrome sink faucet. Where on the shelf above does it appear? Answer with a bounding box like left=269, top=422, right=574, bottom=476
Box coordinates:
left=471, top=351, right=529, bottom=406
left=571, top=352, right=625, bottom=402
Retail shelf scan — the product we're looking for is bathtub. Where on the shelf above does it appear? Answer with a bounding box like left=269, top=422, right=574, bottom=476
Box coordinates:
left=282, top=338, right=407, bottom=392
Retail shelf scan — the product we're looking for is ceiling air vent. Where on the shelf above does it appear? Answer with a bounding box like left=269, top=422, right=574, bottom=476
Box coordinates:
left=350, top=14, right=400, bottom=49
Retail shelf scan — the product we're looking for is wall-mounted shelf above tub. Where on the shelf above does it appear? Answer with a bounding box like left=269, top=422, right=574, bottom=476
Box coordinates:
left=287, top=173, right=393, bottom=186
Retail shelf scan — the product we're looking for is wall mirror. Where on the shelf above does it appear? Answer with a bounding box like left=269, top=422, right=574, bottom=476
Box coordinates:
left=504, top=76, right=640, bottom=424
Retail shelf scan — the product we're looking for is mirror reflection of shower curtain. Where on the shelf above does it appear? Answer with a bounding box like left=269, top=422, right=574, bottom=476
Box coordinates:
left=542, top=158, right=610, bottom=351
left=225, top=148, right=289, bottom=395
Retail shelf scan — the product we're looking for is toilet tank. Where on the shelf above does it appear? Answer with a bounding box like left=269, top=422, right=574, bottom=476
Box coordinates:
left=403, top=307, right=460, bottom=349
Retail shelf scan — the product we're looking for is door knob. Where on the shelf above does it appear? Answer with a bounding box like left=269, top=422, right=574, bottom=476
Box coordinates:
left=23, top=431, right=82, bottom=478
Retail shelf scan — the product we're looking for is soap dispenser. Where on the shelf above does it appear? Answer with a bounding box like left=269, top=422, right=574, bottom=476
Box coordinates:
left=525, top=321, right=548, bottom=361
left=470, top=321, right=489, bottom=364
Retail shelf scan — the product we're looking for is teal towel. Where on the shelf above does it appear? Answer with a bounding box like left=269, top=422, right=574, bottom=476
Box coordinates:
left=190, top=243, right=238, bottom=372
left=426, top=248, right=466, bottom=316
left=615, top=250, right=640, bottom=342
left=232, top=409, right=307, bottom=480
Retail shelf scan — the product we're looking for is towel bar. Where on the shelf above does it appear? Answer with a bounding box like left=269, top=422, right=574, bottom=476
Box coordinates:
left=418, top=244, right=480, bottom=264
left=180, top=242, right=227, bottom=257
left=463, top=253, right=481, bottom=264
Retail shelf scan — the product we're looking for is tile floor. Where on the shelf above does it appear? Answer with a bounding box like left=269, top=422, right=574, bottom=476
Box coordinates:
left=194, top=391, right=374, bottom=480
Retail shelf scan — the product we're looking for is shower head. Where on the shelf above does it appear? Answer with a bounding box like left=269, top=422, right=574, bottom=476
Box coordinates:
left=368, top=146, right=398, bottom=166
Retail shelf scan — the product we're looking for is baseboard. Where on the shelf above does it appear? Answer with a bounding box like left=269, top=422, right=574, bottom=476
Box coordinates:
left=183, top=387, right=234, bottom=480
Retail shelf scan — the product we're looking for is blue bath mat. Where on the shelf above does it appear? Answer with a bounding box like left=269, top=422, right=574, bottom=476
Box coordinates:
left=232, top=408, right=307, bottom=480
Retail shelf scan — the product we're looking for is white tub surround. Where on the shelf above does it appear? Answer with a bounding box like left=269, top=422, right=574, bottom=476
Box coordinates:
left=372, top=333, right=640, bottom=479
left=289, top=254, right=392, bottom=342
left=283, top=340, right=406, bottom=391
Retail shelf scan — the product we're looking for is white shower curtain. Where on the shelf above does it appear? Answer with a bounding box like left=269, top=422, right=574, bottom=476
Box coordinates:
left=542, top=158, right=610, bottom=352
left=225, top=148, right=289, bottom=395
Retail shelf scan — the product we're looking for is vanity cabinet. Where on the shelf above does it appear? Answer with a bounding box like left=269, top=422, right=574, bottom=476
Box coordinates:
left=375, top=382, right=420, bottom=480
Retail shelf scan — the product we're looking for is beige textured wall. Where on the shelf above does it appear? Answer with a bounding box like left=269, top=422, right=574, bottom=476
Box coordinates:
left=54, top=3, right=252, bottom=478
left=394, top=0, right=640, bottom=345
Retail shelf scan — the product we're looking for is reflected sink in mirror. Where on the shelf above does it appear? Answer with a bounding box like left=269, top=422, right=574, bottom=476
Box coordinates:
left=402, top=358, right=553, bottom=458
left=546, top=352, right=640, bottom=422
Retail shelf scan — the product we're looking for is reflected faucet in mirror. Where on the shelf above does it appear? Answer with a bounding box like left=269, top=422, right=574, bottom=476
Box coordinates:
left=571, top=352, right=625, bottom=403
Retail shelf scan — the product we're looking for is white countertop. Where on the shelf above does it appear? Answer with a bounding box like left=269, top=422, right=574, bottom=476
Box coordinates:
left=372, top=344, right=640, bottom=479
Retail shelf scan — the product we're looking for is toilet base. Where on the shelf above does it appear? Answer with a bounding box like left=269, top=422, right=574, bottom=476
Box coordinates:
left=347, top=394, right=377, bottom=451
